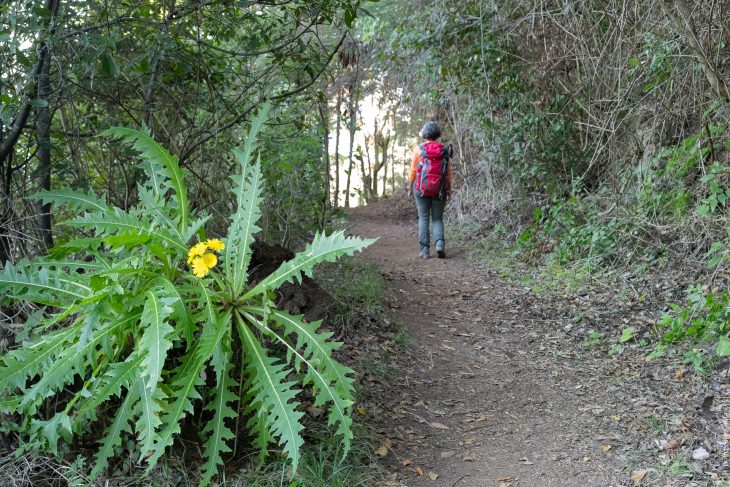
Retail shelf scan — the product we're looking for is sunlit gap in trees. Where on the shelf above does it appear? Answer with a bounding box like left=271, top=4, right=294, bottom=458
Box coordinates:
left=329, top=90, right=412, bottom=207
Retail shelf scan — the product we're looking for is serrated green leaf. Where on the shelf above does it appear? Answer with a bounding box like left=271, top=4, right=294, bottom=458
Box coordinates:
left=135, top=376, right=167, bottom=461
left=22, top=316, right=131, bottom=407
left=145, top=309, right=231, bottom=471
left=66, top=210, right=186, bottom=253
left=249, top=311, right=353, bottom=452
left=226, top=155, right=263, bottom=295
left=74, top=354, right=145, bottom=427
left=139, top=290, right=175, bottom=389
left=224, top=103, right=270, bottom=295
left=29, top=187, right=111, bottom=214
left=103, top=127, right=189, bottom=233
left=0, top=262, right=91, bottom=306
left=242, top=231, right=375, bottom=300
left=199, top=360, right=236, bottom=487
left=0, top=326, right=77, bottom=393
left=236, top=316, right=304, bottom=471
left=89, top=386, right=139, bottom=480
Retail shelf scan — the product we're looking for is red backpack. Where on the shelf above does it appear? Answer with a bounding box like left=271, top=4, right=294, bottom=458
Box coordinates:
left=415, top=141, right=452, bottom=198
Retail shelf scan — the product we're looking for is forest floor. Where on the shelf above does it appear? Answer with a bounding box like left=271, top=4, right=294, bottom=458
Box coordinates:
left=345, top=196, right=729, bottom=487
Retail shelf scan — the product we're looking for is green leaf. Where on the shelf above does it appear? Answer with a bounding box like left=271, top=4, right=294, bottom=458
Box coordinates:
left=28, top=188, right=110, bottom=214
left=225, top=102, right=270, bottom=294
left=90, top=385, right=139, bottom=480
left=0, top=326, right=77, bottom=393
left=255, top=311, right=353, bottom=451
left=74, top=354, right=145, bottom=427
left=135, top=376, right=167, bottom=461
left=619, top=326, right=635, bottom=343
left=66, top=210, right=187, bottom=253
left=236, top=316, right=304, bottom=471
left=717, top=337, right=730, bottom=357
left=199, top=360, right=237, bottom=487
left=139, top=290, right=176, bottom=389
left=103, top=127, right=189, bottom=233
left=22, top=316, right=130, bottom=407
left=145, top=309, right=231, bottom=471
left=243, top=231, right=375, bottom=300
left=0, top=262, right=91, bottom=306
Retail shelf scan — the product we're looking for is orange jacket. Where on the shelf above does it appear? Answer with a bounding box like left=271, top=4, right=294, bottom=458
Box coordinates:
left=408, top=144, right=452, bottom=194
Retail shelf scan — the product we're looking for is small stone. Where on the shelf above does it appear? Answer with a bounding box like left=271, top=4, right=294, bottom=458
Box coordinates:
left=692, top=447, right=710, bottom=461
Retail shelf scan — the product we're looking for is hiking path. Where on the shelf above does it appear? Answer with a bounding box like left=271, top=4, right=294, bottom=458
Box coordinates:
left=345, top=199, right=715, bottom=487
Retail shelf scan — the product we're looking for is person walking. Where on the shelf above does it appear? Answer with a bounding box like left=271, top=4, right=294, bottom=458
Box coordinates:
left=407, top=121, right=452, bottom=259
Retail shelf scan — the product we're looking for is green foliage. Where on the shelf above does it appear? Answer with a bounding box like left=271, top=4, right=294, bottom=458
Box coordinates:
left=0, top=106, right=373, bottom=484
left=650, top=286, right=730, bottom=370
left=697, top=162, right=730, bottom=215
left=537, top=193, right=624, bottom=265
left=315, top=257, right=388, bottom=331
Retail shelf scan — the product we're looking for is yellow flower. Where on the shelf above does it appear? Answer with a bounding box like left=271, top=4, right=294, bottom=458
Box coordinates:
left=205, top=238, right=225, bottom=252
left=191, top=252, right=218, bottom=278
left=187, top=242, right=208, bottom=264
left=200, top=252, right=218, bottom=268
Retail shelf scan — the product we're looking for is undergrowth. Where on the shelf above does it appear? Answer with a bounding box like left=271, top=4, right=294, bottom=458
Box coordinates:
left=315, top=256, right=390, bottom=333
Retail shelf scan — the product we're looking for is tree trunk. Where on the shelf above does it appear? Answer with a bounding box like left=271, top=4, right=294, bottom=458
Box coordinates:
left=36, top=0, right=60, bottom=251
left=333, top=89, right=342, bottom=207
left=362, top=133, right=373, bottom=200
left=344, top=70, right=359, bottom=208
left=318, top=98, right=331, bottom=218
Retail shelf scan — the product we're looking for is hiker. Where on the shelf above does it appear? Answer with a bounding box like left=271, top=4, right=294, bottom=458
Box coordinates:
left=407, top=121, right=453, bottom=259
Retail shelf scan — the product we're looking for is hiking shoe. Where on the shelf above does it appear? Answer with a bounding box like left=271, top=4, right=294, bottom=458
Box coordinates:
left=419, top=247, right=430, bottom=259
left=436, top=240, right=446, bottom=259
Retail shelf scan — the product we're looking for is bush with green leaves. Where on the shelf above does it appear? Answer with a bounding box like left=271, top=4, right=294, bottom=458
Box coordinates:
left=650, top=286, right=730, bottom=371
left=0, top=104, right=373, bottom=485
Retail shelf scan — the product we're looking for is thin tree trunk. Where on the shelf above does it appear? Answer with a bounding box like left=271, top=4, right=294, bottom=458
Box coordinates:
left=36, top=0, right=60, bottom=251
left=318, top=98, right=331, bottom=219
left=344, top=69, right=359, bottom=208
left=362, top=133, right=373, bottom=200
left=333, top=89, right=342, bottom=207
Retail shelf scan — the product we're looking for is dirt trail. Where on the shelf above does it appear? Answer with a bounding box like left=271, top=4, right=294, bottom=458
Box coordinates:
left=347, top=204, right=624, bottom=487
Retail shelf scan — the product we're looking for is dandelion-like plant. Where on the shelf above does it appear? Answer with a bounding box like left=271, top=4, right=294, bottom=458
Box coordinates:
left=0, top=103, right=374, bottom=485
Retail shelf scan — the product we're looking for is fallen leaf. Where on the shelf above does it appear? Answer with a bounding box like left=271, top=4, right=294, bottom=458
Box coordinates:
left=415, top=466, right=424, bottom=476
left=402, top=459, right=412, bottom=466
left=611, top=415, right=621, bottom=422
left=356, top=406, right=367, bottom=416
left=583, top=456, right=591, bottom=463
left=462, top=453, right=477, bottom=461
left=431, top=422, right=449, bottom=430
left=630, top=470, right=647, bottom=483
left=428, top=471, right=439, bottom=480
left=374, top=438, right=392, bottom=457
left=675, top=368, right=684, bottom=380
left=307, top=406, right=324, bottom=415
left=666, top=439, right=679, bottom=450
left=602, top=444, right=612, bottom=453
